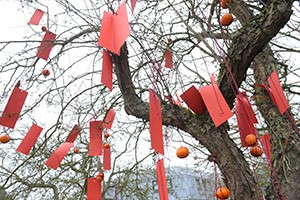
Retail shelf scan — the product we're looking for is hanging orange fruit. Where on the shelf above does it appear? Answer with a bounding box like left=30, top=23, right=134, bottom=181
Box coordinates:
left=73, top=147, right=79, bottom=153
left=41, top=69, right=50, bottom=77
left=103, top=143, right=110, bottom=149
left=176, top=146, right=189, bottom=158
left=245, top=134, right=257, bottom=146
left=0, top=134, right=10, bottom=143
left=221, top=0, right=231, bottom=9
left=221, top=13, right=233, bottom=26
left=104, top=133, right=110, bottom=139
left=216, top=187, right=230, bottom=199
left=96, top=172, right=104, bottom=182
left=250, top=146, right=263, bottom=157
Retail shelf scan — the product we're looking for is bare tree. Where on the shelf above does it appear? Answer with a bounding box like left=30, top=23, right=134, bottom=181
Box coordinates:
left=0, top=0, right=299, bottom=199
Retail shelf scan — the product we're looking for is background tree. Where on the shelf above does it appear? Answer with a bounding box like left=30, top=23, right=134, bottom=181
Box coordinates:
left=0, top=0, right=299, bottom=199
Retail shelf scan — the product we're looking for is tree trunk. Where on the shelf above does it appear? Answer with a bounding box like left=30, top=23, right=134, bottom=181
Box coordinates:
left=254, top=47, right=300, bottom=200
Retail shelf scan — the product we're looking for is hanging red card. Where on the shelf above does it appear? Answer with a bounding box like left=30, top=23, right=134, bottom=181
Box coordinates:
left=45, top=142, right=74, bottom=170
left=87, top=178, right=102, bottom=200
left=89, top=121, right=103, bottom=156
left=200, top=76, right=233, bottom=127
left=103, top=146, right=111, bottom=170
left=267, top=70, right=289, bottom=115
left=16, top=124, right=43, bottom=155
left=131, top=0, right=137, bottom=13
left=98, top=2, right=130, bottom=55
left=65, top=125, right=81, bottom=143
left=261, top=133, right=271, bottom=161
left=29, top=9, right=44, bottom=25
left=149, top=90, right=164, bottom=155
left=0, top=86, right=28, bottom=129
left=101, top=49, right=113, bottom=91
left=165, top=49, right=173, bottom=68
left=103, top=109, right=116, bottom=129
left=180, top=85, right=206, bottom=115
left=36, top=31, right=56, bottom=60
left=235, top=93, right=258, bottom=147
left=156, top=158, right=168, bottom=200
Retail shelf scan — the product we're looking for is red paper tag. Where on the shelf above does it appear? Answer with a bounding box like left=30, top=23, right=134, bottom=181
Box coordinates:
left=103, top=109, right=116, bottom=129
left=149, top=90, right=164, bottom=155
left=261, top=133, right=271, bottom=161
left=89, top=121, right=103, bottom=156
left=0, top=86, right=28, bottom=129
left=200, top=75, right=233, bottom=127
left=165, top=49, right=173, bottom=68
left=45, top=142, right=74, bottom=170
left=65, top=125, right=81, bottom=143
left=87, top=178, right=102, bottom=200
left=101, top=49, right=113, bottom=91
left=180, top=85, right=206, bottom=115
left=98, top=2, right=130, bottom=55
left=131, top=0, right=137, bottom=12
left=235, top=93, right=258, bottom=147
left=103, top=146, right=111, bottom=170
left=16, top=124, right=43, bottom=155
left=36, top=31, right=56, bottom=60
left=29, top=9, right=44, bottom=25
left=267, top=70, right=289, bottom=115
left=156, top=158, right=168, bottom=200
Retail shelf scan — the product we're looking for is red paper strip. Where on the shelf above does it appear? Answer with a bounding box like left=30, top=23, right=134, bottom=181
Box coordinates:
left=156, top=158, right=168, bottom=200
left=180, top=85, right=206, bottom=115
left=0, top=86, right=28, bottom=129
left=45, top=142, right=74, bottom=170
left=165, top=49, right=173, bottom=68
left=199, top=76, right=233, bottom=127
left=65, top=125, right=81, bottom=143
left=29, top=9, right=44, bottom=25
left=16, top=124, right=43, bottom=155
left=103, top=109, right=116, bottom=129
left=267, top=70, right=289, bottom=115
left=131, top=0, right=137, bottom=13
left=87, top=178, right=102, bottom=200
left=101, top=49, right=113, bottom=91
left=149, top=90, right=164, bottom=155
left=261, top=133, right=271, bottom=161
left=98, top=2, right=130, bottom=55
left=235, top=93, right=258, bottom=147
left=36, top=31, right=56, bottom=60
left=89, top=121, right=103, bottom=156
left=103, top=146, right=111, bottom=170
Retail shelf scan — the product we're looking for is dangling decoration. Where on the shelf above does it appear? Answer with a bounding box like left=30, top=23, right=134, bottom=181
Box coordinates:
left=220, top=13, right=233, bottom=26
left=46, top=125, right=81, bottom=169
left=0, top=83, right=28, bottom=129
left=180, top=85, right=206, bottom=115
left=29, top=9, right=44, bottom=25
left=176, top=146, right=189, bottom=159
left=98, top=2, right=130, bottom=55
left=149, top=90, right=164, bottom=155
left=199, top=75, right=233, bottom=127
left=103, top=109, right=116, bottom=129
left=235, top=92, right=258, bottom=147
left=87, top=178, right=102, bottom=200
left=103, top=145, right=111, bottom=170
left=165, top=49, right=173, bottom=69
left=156, top=158, right=168, bottom=200
left=267, top=70, right=290, bottom=115
left=260, top=133, right=271, bottom=161
left=220, top=0, right=231, bottom=9
left=88, top=121, right=103, bottom=156
left=36, top=31, right=56, bottom=60
left=101, top=49, right=113, bottom=91
left=130, top=0, right=137, bottom=13
left=215, top=186, right=230, bottom=199
left=16, top=124, right=43, bottom=155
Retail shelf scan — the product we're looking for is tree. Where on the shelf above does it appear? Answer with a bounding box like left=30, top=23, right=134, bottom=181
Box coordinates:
left=0, top=0, right=299, bottom=199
